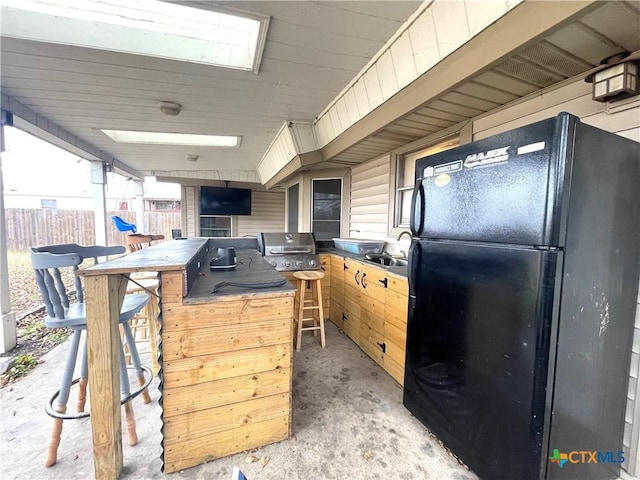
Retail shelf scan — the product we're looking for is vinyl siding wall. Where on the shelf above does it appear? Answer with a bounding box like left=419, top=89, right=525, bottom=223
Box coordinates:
left=236, top=190, right=285, bottom=237
left=349, top=154, right=390, bottom=240
left=182, top=185, right=197, bottom=237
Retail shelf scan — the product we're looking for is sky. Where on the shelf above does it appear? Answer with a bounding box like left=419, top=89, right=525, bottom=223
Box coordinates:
left=2, top=126, right=180, bottom=202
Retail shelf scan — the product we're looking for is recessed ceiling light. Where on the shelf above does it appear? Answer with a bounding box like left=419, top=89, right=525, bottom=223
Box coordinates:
left=101, top=130, right=241, bottom=147
left=1, top=0, right=270, bottom=73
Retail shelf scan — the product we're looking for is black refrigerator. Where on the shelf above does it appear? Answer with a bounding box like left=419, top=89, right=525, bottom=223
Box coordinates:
left=403, top=113, right=640, bottom=480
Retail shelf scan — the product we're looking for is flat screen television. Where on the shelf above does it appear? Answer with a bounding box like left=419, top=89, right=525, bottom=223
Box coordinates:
left=200, top=186, right=252, bottom=216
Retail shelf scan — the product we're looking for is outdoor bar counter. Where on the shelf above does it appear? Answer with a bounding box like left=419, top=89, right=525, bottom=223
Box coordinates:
left=78, top=238, right=296, bottom=479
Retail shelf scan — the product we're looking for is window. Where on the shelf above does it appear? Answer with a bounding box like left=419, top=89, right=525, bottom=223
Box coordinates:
left=312, top=178, right=341, bottom=241
left=394, top=137, right=459, bottom=228
left=287, top=183, right=299, bottom=233
left=200, top=216, right=232, bottom=237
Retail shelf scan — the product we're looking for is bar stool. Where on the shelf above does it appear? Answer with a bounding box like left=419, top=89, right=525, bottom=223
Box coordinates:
left=124, top=234, right=164, bottom=375
left=293, top=271, right=326, bottom=351
left=29, top=244, right=153, bottom=467
left=125, top=277, right=160, bottom=375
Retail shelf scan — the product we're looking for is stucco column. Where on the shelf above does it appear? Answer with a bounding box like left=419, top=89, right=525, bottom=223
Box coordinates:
left=0, top=123, right=17, bottom=353
left=90, top=161, right=108, bottom=246
left=133, top=180, right=144, bottom=233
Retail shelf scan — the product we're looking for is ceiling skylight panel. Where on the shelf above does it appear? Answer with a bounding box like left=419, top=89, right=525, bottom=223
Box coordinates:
left=0, top=0, right=269, bottom=72
left=101, top=130, right=241, bottom=147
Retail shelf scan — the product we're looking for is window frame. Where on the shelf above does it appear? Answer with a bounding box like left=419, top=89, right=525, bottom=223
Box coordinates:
left=310, top=177, right=342, bottom=241
left=388, top=134, right=460, bottom=236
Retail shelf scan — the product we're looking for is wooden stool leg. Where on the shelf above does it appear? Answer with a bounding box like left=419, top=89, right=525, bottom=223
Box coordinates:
left=316, top=280, right=326, bottom=348
left=123, top=402, right=138, bottom=447
left=311, top=281, right=319, bottom=336
left=121, top=323, right=151, bottom=404
left=45, top=410, right=65, bottom=467
left=296, top=279, right=306, bottom=352
left=77, top=339, right=88, bottom=413
left=118, top=341, right=138, bottom=446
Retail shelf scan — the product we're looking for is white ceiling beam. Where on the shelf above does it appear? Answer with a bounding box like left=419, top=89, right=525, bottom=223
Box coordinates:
left=1, top=93, right=144, bottom=179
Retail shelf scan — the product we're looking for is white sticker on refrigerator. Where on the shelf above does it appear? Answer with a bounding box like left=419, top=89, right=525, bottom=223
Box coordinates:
left=434, top=160, right=462, bottom=175
left=517, top=142, right=545, bottom=155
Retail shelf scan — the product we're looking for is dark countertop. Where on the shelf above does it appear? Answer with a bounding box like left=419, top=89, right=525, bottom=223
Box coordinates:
left=185, top=249, right=297, bottom=303
left=79, top=238, right=208, bottom=276
left=319, top=247, right=408, bottom=278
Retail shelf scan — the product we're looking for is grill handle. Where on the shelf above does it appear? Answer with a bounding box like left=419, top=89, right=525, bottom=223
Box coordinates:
left=268, top=248, right=313, bottom=254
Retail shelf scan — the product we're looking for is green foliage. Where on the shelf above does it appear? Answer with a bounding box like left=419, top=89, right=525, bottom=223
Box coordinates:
left=6, top=353, right=39, bottom=381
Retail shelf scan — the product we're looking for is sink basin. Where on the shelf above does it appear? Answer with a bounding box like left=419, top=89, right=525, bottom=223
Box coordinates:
left=364, top=254, right=408, bottom=267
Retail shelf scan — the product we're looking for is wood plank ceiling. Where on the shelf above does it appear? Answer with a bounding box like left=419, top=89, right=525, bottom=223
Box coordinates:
left=0, top=1, right=423, bottom=179
left=324, top=0, right=640, bottom=166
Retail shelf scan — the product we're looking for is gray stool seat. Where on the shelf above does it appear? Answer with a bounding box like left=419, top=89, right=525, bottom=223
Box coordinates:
left=30, top=243, right=153, bottom=468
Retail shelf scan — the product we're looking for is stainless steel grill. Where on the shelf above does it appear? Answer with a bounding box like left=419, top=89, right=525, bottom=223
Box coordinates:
left=258, top=232, right=320, bottom=271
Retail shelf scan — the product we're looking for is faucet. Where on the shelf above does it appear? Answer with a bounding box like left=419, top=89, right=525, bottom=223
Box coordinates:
left=396, top=230, right=412, bottom=242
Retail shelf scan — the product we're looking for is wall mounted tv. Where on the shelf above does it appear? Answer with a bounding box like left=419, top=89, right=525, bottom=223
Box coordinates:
left=200, top=186, right=252, bottom=216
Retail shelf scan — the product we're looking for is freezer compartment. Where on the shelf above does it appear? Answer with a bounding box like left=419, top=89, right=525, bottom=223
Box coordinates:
left=411, top=114, right=573, bottom=246
left=404, top=240, right=560, bottom=480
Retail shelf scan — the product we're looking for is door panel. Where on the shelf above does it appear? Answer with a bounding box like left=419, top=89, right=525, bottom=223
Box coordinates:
left=404, top=240, right=560, bottom=480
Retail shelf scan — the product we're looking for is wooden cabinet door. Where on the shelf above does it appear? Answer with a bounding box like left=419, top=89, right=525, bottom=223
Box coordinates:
left=343, top=284, right=361, bottom=344
left=329, top=255, right=345, bottom=329
left=383, top=276, right=408, bottom=386
left=319, top=254, right=331, bottom=319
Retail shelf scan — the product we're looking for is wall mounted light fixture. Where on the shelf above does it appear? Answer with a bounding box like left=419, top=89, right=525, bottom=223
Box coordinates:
left=585, top=51, right=640, bottom=103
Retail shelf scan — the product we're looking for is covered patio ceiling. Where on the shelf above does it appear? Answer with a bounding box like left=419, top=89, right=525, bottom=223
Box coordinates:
left=1, top=1, right=639, bottom=187
left=0, top=0, right=422, bottom=183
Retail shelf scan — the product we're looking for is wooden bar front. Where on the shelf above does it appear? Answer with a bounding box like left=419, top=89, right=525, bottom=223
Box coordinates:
left=79, top=240, right=295, bottom=478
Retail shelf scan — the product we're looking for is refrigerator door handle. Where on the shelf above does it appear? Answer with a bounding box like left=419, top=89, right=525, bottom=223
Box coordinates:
left=410, top=178, right=425, bottom=237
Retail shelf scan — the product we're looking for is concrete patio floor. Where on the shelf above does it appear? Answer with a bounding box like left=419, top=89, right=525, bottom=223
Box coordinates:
left=0, top=322, right=478, bottom=480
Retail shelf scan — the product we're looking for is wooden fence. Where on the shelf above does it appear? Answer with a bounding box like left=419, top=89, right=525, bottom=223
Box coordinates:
left=5, top=209, right=182, bottom=251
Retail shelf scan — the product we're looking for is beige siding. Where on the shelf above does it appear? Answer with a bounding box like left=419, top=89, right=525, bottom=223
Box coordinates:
left=473, top=79, right=640, bottom=140
left=183, top=186, right=197, bottom=237
left=349, top=155, right=390, bottom=239
left=236, top=190, right=285, bottom=237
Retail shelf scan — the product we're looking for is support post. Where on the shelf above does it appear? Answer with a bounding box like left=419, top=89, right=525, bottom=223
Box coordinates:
left=84, top=273, right=127, bottom=480
left=91, top=161, right=108, bottom=246
left=0, top=123, right=17, bottom=353
left=133, top=180, right=144, bottom=234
